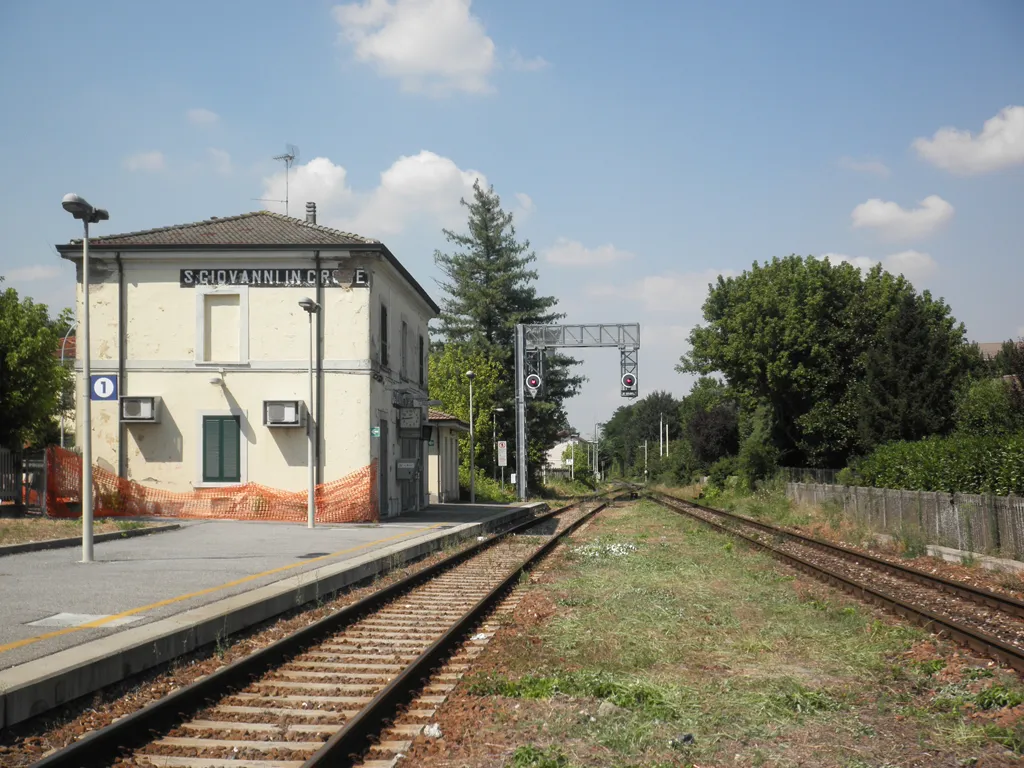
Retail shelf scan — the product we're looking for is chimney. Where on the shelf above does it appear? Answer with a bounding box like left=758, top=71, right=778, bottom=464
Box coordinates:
left=305, top=202, right=316, bottom=225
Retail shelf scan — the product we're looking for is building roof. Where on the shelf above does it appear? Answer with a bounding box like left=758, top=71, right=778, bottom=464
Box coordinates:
left=55, top=335, right=76, bottom=361
left=979, top=342, right=1005, bottom=360
left=55, top=210, right=440, bottom=314
left=429, top=409, right=469, bottom=432
left=61, top=211, right=378, bottom=248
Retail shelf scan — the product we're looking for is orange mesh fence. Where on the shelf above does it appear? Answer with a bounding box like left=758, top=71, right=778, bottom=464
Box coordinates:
left=45, top=446, right=379, bottom=524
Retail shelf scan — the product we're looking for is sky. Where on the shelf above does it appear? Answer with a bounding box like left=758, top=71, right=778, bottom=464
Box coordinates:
left=1, top=0, right=1022, bottom=436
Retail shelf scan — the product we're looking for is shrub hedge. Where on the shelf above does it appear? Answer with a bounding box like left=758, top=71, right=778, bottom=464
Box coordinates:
left=847, top=434, right=1024, bottom=496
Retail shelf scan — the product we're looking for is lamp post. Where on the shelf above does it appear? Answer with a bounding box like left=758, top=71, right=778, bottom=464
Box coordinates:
left=465, top=371, right=475, bottom=503
left=59, top=320, right=78, bottom=449
left=492, top=406, right=504, bottom=481
left=299, top=297, right=320, bottom=528
left=61, top=194, right=108, bottom=564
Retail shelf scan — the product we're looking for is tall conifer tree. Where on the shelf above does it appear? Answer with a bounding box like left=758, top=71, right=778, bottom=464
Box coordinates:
left=433, top=181, right=583, bottom=482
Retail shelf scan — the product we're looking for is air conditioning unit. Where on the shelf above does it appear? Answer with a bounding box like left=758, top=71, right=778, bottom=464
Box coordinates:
left=263, top=400, right=304, bottom=427
left=120, top=396, right=161, bottom=423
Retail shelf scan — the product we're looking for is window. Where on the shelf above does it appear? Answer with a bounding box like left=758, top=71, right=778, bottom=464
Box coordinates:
left=401, top=320, right=408, bottom=379
left=203, top=415, right=241, bottom=483
left=380, top=304, right=389, bottom=368
left=195, top=286, right=248, bottom=364
left=418, top=334, right=425, bottom=387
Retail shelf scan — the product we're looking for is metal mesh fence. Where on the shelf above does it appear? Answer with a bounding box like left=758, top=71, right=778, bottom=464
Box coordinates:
left=786, top=481, right=1024, bottom=560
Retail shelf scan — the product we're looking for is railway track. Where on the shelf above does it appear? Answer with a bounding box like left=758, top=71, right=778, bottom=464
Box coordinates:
left=648, top=491, right=1024, bottom=673
left=35, top=494, right=618, bottom=768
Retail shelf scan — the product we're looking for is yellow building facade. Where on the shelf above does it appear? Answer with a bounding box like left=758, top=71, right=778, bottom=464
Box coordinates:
left=56, top=207, right=437, bottom=519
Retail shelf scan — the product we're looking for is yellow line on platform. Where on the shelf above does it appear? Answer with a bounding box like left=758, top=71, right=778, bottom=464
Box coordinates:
left=0, top=524, right=445, bottom=655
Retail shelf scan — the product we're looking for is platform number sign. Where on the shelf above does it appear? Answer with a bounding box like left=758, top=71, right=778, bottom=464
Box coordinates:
left=90, top=374, right=118, bottom=401
left=497, top=440, right=508, bottom=467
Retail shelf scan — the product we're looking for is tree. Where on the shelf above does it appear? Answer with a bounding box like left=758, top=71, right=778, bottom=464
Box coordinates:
left=427, top=342, right=502, bottom=472
left=993, top=338, right=1024, bottom=418
left=433, top=181, right=583, bottom=484
left=678, top=377, right=739, bottom=467
left=0, top=277, right=72, bottom=448
left=680, top=255, right=975, bottom=467
left=561, top=441, right=591, bottom=478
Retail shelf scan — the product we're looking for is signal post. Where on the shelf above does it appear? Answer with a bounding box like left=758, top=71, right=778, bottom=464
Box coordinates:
left=513, top=323, right=640, bottom=501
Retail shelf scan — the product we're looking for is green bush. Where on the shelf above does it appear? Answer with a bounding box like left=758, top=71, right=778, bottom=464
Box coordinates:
left=707, top=456, right=738, bottom=490
left=458, top=466, right=517, bottom=503
left=847, top=434, right=1024, bottom=495
left=955, top=377, right=1024, bottom=436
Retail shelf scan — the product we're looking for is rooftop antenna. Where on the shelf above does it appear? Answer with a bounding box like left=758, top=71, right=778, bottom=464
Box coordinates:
left=253, top=144, right=299, bottom=216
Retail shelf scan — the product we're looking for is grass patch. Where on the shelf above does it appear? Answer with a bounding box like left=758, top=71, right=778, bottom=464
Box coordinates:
left=510, top=745, right=571, bottom=767
left=0, top=517, right=154, bottom=545
left=467, top=670, right=681, bottom=720
left=470, top=499, right=1021, bottom=765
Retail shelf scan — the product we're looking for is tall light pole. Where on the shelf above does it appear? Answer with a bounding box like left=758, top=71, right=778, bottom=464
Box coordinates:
left=61, top=194, right=108, bottom=564
left=299, top=297, right=320, bottom=528
left=59, top=320, right=78, bottom=449
left=492, top=406, right=504, bottom=481
left=466, top=371, right=476, bottom=503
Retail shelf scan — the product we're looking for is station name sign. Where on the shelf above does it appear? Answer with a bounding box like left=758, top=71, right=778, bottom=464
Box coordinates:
left=180, top=268, right=367, bottom=288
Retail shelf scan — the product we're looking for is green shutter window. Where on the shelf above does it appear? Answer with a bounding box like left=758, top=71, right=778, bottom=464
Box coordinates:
left=203, top=415, right=241, bottom=482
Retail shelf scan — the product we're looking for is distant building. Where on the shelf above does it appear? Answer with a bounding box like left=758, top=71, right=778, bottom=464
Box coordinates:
left=426, top=409, right=467, bottom=503
left=56, top=205, right=438, bottom=519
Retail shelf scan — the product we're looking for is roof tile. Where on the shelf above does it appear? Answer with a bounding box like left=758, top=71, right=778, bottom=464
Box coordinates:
left=69, top=211, right=377, bottom=248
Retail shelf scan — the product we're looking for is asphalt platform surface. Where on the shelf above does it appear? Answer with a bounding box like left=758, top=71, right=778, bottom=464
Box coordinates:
left=0, top=503, right=522, bottom=670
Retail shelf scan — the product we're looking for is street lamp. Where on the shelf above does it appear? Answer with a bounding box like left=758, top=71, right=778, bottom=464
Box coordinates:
left=61, top=194, right=108, bottom=564
left=299, top=297, right=320, bottom=528
left=465, top=370, right=475, bottom=503
left=492, top=406, right=504, bottom=481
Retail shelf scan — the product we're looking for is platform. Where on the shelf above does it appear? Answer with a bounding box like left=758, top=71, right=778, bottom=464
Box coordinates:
left=0, top=502, right=543, bottom=728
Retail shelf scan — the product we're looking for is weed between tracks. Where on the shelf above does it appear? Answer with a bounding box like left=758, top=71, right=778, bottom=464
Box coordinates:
left=407, top=500, right=1024, bottom=767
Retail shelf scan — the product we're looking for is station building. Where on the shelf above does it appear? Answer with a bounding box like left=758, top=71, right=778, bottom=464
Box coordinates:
left=56, top=204, right=438, bottom=519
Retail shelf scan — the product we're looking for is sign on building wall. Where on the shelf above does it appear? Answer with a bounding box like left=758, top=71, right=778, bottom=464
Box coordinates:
left=179, top=268, right=368, bottom=288
left=90, top=374, right=118, bottom=401
left=497, top=440, right=508, bottom=467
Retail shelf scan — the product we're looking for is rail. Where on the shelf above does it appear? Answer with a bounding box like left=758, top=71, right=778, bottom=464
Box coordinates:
left=647, top=491, right=1024, bottom=674
left=36, top=490, right=621, bottom=768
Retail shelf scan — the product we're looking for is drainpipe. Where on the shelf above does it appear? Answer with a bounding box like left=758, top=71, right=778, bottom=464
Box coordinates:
left=116, top=252, right=126, bottom=479
left=314, top=250, right=323, bottom=488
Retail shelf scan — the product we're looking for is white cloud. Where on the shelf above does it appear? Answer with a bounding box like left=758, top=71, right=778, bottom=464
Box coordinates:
left=333, top=0, right=496, bottom=95
left=124, top=151, right=166, bottom=172
left=822, top=252, right=876, bottom=271
left=5, top=265, right=61, bottom=282
left=912, top=105, right=1024, bottom=174
left=186, top=108, right=220, bottom=125
left=544, top=238, right=634, bottom=267
left=208, top=148, right=232, bottom=176
left=820, top=250, right=937, bottom=282
left=838, top=156, right=890, bottom=177
left=850, top=195, right=954, bottom=240
left=260, top=150, right=487, bottom=238
left=883, top=250, right=937, bottom=280
left=586, top=269, right=736, bottom=314
left=514, top=192, right=535, bottom=219
left=509, top=49, right=548, bottom=72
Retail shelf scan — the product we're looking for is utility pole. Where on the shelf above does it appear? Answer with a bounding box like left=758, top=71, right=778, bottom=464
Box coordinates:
left=659, top=412, right=664, bottom=456
left=643, top=440, right=648, bottom=483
